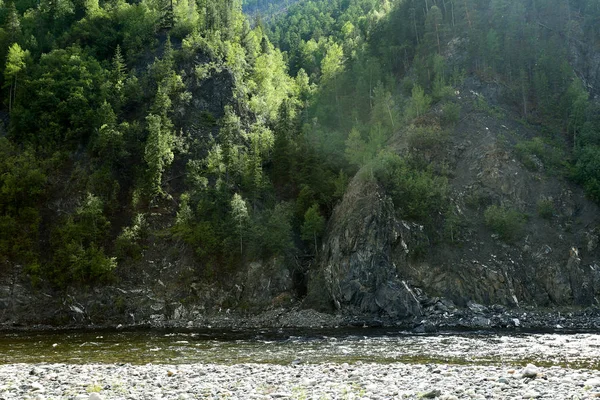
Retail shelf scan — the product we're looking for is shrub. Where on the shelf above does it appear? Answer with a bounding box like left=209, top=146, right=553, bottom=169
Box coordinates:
left=574, top=145, right=600, bottom=202
left=441, top=102, right=461, bottom=126
left=115, top=213, right=148, bottom=260
left=536, top=199, right=554, bottom=219
left=372, top=152, right=449, bottom=224
left=406, top=125, right=449, bottom=154
left=484, top=205, right=525, bottom=242
left=515, top=137, right=564, bottom=172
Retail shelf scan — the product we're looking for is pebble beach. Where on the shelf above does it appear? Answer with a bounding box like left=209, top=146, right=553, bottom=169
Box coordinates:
left=1, top=361, right=600, bottom=400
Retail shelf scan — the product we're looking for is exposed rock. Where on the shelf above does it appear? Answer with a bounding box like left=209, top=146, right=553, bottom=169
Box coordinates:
left=305, top=81, right=600, bottom=321
left=235, top=258, right=294, bottom=310
left=307, top=177, right=423, bottom=318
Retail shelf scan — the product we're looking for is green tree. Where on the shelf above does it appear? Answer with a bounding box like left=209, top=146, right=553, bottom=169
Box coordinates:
left=424, top=5, right=444, bottom=54
left=4, top=2, right=21, bottom=44
left=345, top=126, right=369, bottom=167
left=4, top=43, right=28, bottom=113
left=51, top=193, right=115, bottom=285
left=109, top=45, right=126, bottom=111
left=406, top=84, right=431, bottom=120
left=320, top=42, right=344, bottom=83
left=0, top=139, right=46, bottom=278
left=144, top=113, right=174, bottom=196
left=301, top=204, right=325, bottom=255
left=371, top=82, right=397, bottom=132
left=231, top=193, right=249, bottom=254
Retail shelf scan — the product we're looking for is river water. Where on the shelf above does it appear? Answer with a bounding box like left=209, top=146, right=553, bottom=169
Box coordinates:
left=1, top=328, right=599, bottom=368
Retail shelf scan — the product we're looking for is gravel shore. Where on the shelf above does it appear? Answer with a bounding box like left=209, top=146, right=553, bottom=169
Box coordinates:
left=1, top=362, right=600, bottom=400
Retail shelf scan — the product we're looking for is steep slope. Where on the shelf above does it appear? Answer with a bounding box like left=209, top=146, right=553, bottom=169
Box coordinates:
left=308, top=78, right=600, bottom=320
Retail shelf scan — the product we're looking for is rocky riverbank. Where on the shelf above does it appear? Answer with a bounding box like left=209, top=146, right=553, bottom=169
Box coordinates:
left=2, top=302, right=600, bottom=334
left=1, top=361, right=600, bottom=400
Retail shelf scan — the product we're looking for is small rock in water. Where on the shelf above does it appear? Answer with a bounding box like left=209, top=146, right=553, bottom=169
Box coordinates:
left=88, top=393, right=104, bottom=400
left=522, top=390, right=541, bottom=398
left=521, top=364, right=539, bottom=378
left=167, top=369, right=175, bottom=377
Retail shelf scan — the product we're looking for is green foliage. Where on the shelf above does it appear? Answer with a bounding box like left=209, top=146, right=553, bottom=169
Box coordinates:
left=441, top=101, right=461, bottom=126
left=536, top=199, right=555, bottom=220
left=301, top=204, right=325, bottom=254
left=515, top=137, right=565, bottom=173
left=2, top=0, right=600, bottom=290
left=249, top=202, right=294, bottom=258
left=248, top=43, right=294, bottom=121
left=483, top=204, right=525, bottom=242
left=4, top=42, right=28, bottom=111
left=405, top=85, right=431, bottom=121
left=0, top=139, right=46, bottom=275
left=144, top=112, right=174, bottom=196
left=51, top=193, right=115, bottom=285
left=406, top=125, right=449, bottom=155
left=231, top=193, right=249, bottom=254
left=10, top=47, right=108, bottom=149
left=345, top=126, right=369, bottom=167
left=115, top=213, right=148, bottom=260
left=574, top=145, right=600, bottom=202
left=371, top=151, right=449, bottom=225
left=172, top=0, right=199, bottom=38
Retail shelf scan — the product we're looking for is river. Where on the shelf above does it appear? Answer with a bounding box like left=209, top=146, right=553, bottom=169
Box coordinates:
left=1, top=328, right=600, bottom=368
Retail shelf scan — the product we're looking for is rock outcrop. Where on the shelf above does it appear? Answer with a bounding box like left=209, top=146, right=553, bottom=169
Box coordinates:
left=307, top=86, right=600, bottom=317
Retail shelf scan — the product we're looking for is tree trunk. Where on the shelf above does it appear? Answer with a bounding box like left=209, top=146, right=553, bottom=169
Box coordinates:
left=463, top=0, right=472, bottom=30
left=386, top=102, right=395, bottom=129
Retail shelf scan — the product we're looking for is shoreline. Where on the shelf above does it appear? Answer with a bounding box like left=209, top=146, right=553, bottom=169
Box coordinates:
left=2, top=304, right=600, bottom=334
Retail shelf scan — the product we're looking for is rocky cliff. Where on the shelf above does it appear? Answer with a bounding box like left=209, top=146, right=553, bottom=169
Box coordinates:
left=307, top=80, right=600, bottom=321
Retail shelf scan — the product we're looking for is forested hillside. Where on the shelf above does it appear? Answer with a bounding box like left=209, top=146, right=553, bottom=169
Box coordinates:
left=0, top=0, right=599, bottom=325
left=242, top=0, right=298, bottom=17
left=0, top=0, right=337, bottom=290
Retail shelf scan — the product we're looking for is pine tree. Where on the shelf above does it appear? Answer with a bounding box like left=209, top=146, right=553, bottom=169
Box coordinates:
left=144, top=114, right=174, bottom=196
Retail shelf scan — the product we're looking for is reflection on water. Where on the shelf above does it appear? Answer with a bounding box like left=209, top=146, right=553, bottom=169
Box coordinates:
left=1, top=328, right=599, bottom=368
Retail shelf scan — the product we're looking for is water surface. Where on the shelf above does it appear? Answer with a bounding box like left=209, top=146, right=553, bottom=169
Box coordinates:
left=1, top=328, right=599, bottom=368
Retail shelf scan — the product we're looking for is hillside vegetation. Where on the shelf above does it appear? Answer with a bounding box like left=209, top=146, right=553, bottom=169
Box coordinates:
left=0, top=0, right=599, bottom=314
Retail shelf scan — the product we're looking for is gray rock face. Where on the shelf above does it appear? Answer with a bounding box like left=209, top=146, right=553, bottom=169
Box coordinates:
left=235, top=258, right=294, bottom=309
left=569, top=36, right=600, bottom=99
left=308, top=177, right=423, bottom=318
